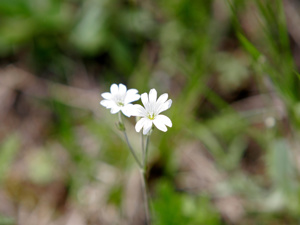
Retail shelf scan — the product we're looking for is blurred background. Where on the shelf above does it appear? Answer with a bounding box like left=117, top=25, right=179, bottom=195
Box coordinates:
left=1, top=0, right=300, bottom=224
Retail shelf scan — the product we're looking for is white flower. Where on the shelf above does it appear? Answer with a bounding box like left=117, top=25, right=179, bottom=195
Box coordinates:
left=132, top=89, right=172, bottom=135
left=100, top=83, right=140, bottom=117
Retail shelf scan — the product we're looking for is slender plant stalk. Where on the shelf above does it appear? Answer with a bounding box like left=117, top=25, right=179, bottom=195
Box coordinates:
left=118, top=112, right=151, bottom=224
left=141, top=132, right=145, bottom=167
left=140, top=169, right=151, bottom=225
left=144, top=135, right=150, bottom=171
left=118, top=112, right=142, bottom=168
left=140, top=134, right=151, bottom=225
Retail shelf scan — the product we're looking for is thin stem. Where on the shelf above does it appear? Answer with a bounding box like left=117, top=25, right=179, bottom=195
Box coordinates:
left=141, top=132, right=145, bottom=167
left=118, top=112, right=151, bottom=224
left=141, top=133, right=151, bottom=225
left=140, top=170, right=151, bottom=225
left=118, top=112, right=143, bottom=168
left=144, top=134, right=150, bottom=172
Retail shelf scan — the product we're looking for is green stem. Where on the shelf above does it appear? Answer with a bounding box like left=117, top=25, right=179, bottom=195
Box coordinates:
left=141, top=133, right=151, bottom=225
left=141, top=132, right=145, bottom=167
left=140, top=169, right=151, bottom=225
left=118, top=112, right=142, bottom=168
left=144, top=134, right=150, bottom=172
left=118, top=112, right=151, bottom=224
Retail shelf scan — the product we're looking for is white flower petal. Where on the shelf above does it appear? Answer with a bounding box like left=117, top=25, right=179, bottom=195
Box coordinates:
left=149, top=89, right=157, bottom=103
left=127, top=88, right=138, bottom=95
left=155, top=115, right=172, bottom=127
left=135, top=118, right=147, bottom=132
left=153, top=118, right=167, bottom=132
left=125, top=89, right=140, bottom=104
left=110, top=106, right=121, bottom=114
left=156, top=93, right=168, bottom=105
left=121, top=108, right=130, bottom=117
left=143, top=120, right=153, bottom=135
left=110, top=84, right=118, bottom=95
left=157, top=99, right=172, bottom=114
left=125, top=94, right=140, bottom=104
left=141, top=93, right=149, bottom=107
left=100, top=100, right=114, bottom=108
left=130, top=104, right=147, bottom=117
left=119, top=83, right=127, bottom=95
left=100, top=100, right=108, bottom=107
left=121, top=104, right=135, bottom=117
left=101, top=92, right=112, bottom=100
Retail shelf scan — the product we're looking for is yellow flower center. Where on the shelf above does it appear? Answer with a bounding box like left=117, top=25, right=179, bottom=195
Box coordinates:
left=148, top=114, right=155, bottom=120
left=117, top=102, right=124, bottom=107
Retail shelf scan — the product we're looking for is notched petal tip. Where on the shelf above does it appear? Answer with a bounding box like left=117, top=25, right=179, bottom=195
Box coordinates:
left=100, top=100, right=109, bottom=107
left=110, top=83, right=119, bottom=95
left=124, top=92, right=140, bottom=104
left=157, top=93, right=168, bottom=104
left=156, top=99, right=172, bottom=114
left=149, top=89, right=157, bottom=102
left=119, top=83, right=127, bottom=94
left=101, top=92, right=112, bottom=100
left=155, top=115, right=172, bottom=128
left=127, top=88, right=139, bottom=94
left=141, top=93, right=149, bottom=106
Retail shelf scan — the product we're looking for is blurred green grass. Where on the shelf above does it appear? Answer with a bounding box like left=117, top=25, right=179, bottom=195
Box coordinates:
left=0, top=0, right=300, bottom=224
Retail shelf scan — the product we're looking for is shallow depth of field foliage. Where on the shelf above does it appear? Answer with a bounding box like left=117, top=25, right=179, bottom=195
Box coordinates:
left=1, top=0, right=300, bottom=224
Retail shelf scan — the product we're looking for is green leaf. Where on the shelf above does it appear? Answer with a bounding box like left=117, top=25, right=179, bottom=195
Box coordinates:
left=237, top=32, right=261, bottom=61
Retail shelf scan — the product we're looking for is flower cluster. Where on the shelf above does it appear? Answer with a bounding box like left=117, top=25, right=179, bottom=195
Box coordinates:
left=100, top=83, right=172, bottom=134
